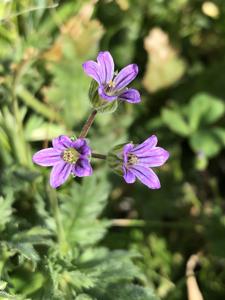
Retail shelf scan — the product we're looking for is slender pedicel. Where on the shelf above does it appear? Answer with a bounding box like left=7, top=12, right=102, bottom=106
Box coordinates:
left=92, top=153, right=107, bottom=160
left=79, top=109, right=97, bottom=139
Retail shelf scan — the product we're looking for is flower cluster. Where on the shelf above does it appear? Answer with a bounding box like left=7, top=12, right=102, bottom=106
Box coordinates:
left=33, top=51, right=169, bottom=189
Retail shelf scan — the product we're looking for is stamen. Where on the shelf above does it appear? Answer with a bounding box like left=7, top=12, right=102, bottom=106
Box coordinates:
left=62, top=148, right=79, bottom=164
left=108, top=80, right=116, bottom=88
left=127, top=153, right=138, bottom=165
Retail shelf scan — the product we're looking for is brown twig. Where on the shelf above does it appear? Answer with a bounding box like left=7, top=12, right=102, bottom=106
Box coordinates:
left=186, top=253, right=204, bottom=300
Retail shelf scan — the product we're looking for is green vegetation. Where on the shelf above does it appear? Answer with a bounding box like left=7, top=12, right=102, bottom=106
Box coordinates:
left=0, top=0, right=225, bottom=299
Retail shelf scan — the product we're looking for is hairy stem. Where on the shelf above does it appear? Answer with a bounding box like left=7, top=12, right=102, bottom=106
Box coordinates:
left=48, top=188, right=68, bottom=255
left=92, top=153, right=107, bottom=160
left=79, top=109, right=97, bottom=138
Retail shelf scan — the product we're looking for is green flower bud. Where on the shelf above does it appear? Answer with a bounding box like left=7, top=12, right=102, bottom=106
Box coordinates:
left=107, top=143, right=126, bottom=176
left=88, top=80, right=118, bottom=114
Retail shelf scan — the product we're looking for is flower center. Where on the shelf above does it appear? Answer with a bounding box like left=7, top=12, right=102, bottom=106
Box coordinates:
left=105, top=80, right=116, bottom=96
left=62, top=148, right=79, bottom=164
left=127, top=153, right=138, bottom=165
left=108, top=80, right=116, bottom=88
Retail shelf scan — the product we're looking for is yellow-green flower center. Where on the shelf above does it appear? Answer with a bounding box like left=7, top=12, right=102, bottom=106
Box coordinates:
left=108, top=80, right=116, bottom=88
left=127, top=153, right=138, bottom=165
left=62, top=148, right=79, bottom=164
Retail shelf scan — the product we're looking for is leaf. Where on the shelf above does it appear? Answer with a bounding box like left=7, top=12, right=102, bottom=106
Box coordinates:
left=0, top=194, right=14, bottom=232
left=188, top=93, right=225, bottom=130
left=12, top=167, right=40, bottom=183
left=25, top=115, right=66, bottom=142
left=67, top=270, right=95, bottom=290
left=60, top=175, right=110, bottom=247
left=0, top=291, right=20, bottom=300
left=7, top=227, right=53, bottom=265
left=10, top=243, right=39, bottom=263
left=190, top=127, right=225, bottom=157
left=106, top=283, right=159, bottom=300
left=10, top=271, right=44, bottom=298
left=0, top=281, right=7, bottom=291
left=80, top=250, right=144, bottom=288
left=162, top=108, right=190, bottom=136
left=76, top=295, right=95, bottom=300
left=12, top=226, right=53, bottom=245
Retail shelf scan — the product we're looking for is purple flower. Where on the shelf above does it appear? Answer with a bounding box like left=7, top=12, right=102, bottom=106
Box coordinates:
left=122, top=135, right=169, bottom=189
left=82, top=51, right=141, bottom=103
left=32, top=135, right=93, bottom=189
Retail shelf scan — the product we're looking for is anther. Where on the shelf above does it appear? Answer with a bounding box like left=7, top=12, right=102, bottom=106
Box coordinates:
left=62, top=148, right=79, bottom=164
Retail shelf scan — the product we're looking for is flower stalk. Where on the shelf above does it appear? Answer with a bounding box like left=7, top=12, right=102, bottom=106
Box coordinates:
left=92, top=153, right=106, bottom=160
left=48, top=188, right=68, bottom=255
left=79, top=109, right=97, bottom=138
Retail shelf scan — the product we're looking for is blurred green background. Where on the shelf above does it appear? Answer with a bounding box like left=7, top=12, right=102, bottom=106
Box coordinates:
left=0, top=0, right=225, bottom=299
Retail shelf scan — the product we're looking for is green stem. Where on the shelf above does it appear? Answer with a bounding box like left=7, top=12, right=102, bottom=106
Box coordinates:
left=48, top=188, right=68, bottom=255
left=11, top=62, right=30, bottom=166
left=92, top=153, right=106, bottom=160
left=17, top=86, right=61, bottom=122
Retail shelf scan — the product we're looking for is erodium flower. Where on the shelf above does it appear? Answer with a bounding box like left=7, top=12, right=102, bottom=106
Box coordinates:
left=122, top=135, right=169, bottom=189
left=32, top=135, right=92, bottom=188
left=82, top=51, right=141, bottom=103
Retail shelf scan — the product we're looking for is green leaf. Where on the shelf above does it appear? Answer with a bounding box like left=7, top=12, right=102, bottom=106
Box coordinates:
left=25, top=115, right=66, bottom=142
left=10, top=271, right=44, bottom=298
left=66, top=271, right=95, bottom=290
left=0, top=281, right=7, bottom=291
left=81, top=250, right=144, bottom=288
left=10, top=243, right=39, bottom=263
left=0, top=291, right=20, bottom=300
left=162, top=108, right=190, bottom=136
left=190, top=127, right=225, bottom=157
left=76, top=295, right=95, bottom=300
left=0, top=193, right=14, bottom=232
left=188, top=93, right=225, bottom=130
left=12, top=226, right=53, bottom=245
left=106, top=284, right=159, bottom=300
left=60, top=175, right=110, bottom=247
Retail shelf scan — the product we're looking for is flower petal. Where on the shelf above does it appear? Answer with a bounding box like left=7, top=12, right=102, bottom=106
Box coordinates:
left=82, top=60, right=102, bottom=85
left=33, top=148, right=61, bottom=166
left=72, top=139, right=91, bottom=155
left=138, top=147, right=170, bottom=167
left=52, top=135, right=73, bottom=151
left=73, top=158, right=93, bottom=177
left=123, top=143, right=134, bottom=164
left=50, top=161, right=72, bottom=188
left=123, top=166, right=136, bottom=184
left=119, top=88, right=141, bottom=103
left=98, top=86, right=118, bottom=102
left=131, top=135, right=158, bottom=155
left=114, top=64, right=138, bottom=90
left=130, top=165, right=161, bottom=189
left=97, top=51, right=114, bottom=84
